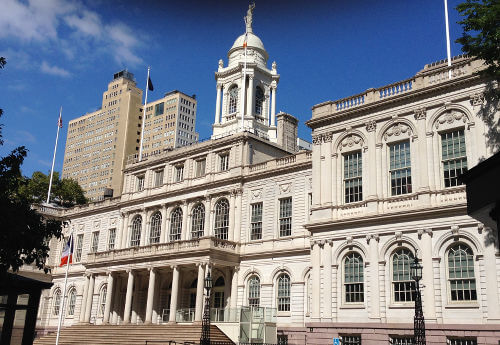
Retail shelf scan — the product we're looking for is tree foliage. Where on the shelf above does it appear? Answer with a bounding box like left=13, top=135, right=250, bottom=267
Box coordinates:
left=21, top=171, right=87, bottom=207
left=0, top=57, right=63, bottom=274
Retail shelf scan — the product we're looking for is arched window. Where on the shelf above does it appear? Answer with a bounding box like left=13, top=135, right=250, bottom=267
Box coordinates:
left=392, top=248, right=415, bottom=302
left=214, top=199, right=230, bottom=240
left=170, top=207, right=183, bottom=241
left=130, top=216, right=142, bottom=247
left=228, top=86, right=238, bottom=114
left=191, top=203, right=205, bottom=239
left=53, top=289, right=61, bottom=315
left=255, top=86, right=264, bottom=115
left=448, top=243, right=476, bottom=301
left=67, top=288, right=76, bottom=316
left=344, top=252, right=364, bottom=303
left=277, top=273, right=290, bottom=312
left=99, top=285, right=107, bottom=316
left=248, top=276, right=260, bottom=307
left=149, top=211, right=162, bottom=244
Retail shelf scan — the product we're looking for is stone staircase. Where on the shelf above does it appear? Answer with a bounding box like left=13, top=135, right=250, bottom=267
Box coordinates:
left=34, top=324, right=234, bottom=345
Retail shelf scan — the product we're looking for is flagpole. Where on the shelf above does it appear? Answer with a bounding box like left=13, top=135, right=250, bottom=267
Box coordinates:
left=444, top=0, right=453, bottom=79
left=46, top=107, right=62, bottom=204
left=55, top=228, right=73, bottom=345
left=138, top=67, right=150, bottom=162
left=241, top=34, right=248, bottom=131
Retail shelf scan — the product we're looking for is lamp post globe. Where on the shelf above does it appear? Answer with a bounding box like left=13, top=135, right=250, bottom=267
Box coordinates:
left=411, top=255, right=426, bottom=345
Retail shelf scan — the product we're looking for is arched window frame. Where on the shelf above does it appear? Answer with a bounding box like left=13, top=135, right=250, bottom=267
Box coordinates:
left=99, top=284, right=107, bottom=317
left=170, top=207, right=183, bottom=241
left=67, top=288, right=77, bottom=316
left=228, top=85, right=238, bottom=114
left=53, top=289, right=62, bottom=316
left=247, top=275, right=260, bottom=307
left=391, top=248, right=416, bottom=303
left=214, top=198, right=230, bottom=240
left=149, top=211, right=162, bottom=244
left=343, top=252, right=364, bottom=304
left=255, top=86, right=264, bottom=115
left=130, top=216, right=142, bottom=247
left=276, top=273, right=291, bottom=312
left=447, top=243, right=477, bottom=302
left=191, top=203, right=205, bottom=239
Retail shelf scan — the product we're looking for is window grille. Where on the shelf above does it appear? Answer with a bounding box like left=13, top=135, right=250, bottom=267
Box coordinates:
left=255, top=86, right=264, bottom=115
left=108, top=229, right=116, bottom=250
left=229, top=86, right=238, bottom=114
left=154, top=169, right=164, bottom=187
left=389, top=141, right=412, bottom=195
left=341, top=335, right=362, bottom=345
left=214, top=199, right=230, bottom=240
left=195, top=159, right=206, bottom=177
left=344, top=253, right=364, bottom=303
left=170, top=208, right=183, bottom=241
left=53, top=290, right=61, bottom=315
left=393, top=249, right=416, bottom=302
left=149, top=212, right=162, bottom=244
left=67, top=289, right=76, bottom=316
left=219, top=153, right=229, bottom=171
left=175, top=165, right=184, bottom=182
left=390, top=336, right=414, bottom=345
left=136, top=175, right=145, bottom=191
left=130, top=216, right=142, bottom=247
left=248, top=276, right=260, bottom=307
left=75, top=234, right=83, bottom=262
left=344, top=151, right=363, bottom=203
left=99, top=286, right=107, bottom=316
left=441, top=129, right=467, bottom=187
left=279, top=198, right=292, bottom=237
left=191, top=203, right=205, bottom=239
left=250, top=203, right=263, bottom=240
left=448, top=244, right=477, bottom=301
left=277, top=274, right=290, bottom=312
left=91, top=231, right=99, bottom=253
left=447, top=338, right=477, bottom=345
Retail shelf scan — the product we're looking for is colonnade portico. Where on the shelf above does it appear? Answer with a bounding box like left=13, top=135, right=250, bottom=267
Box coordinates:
left=78, top=262, right=239, bottom=326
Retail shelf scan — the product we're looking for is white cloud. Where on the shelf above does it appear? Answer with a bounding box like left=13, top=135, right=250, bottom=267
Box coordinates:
left=41, top=61, right=71, bottom=77
left=16, top=130, right=37, bottom=143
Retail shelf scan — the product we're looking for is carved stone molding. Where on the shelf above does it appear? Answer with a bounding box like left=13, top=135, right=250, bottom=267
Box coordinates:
left=469, top=92, right=484, bottom=106
left=477, top=223, right=484, bottom=234
left=92, top=221, right=99, bottom=229
left=322, top=132, right=333, bottom=142
left=251, top=188, right=262, bottom=200
left=278, top=182, right=292, bottom=195
left=346, top=236, right=353, bottom=245
left=451, top=225, right=460, bottom=236
left=414, top=107, right=427, bottom=120
left=365, top=120, right=377, bottom=132
left=435, top=110, right=467, bottom=129
left=366, top=234, right=380, bottom=243
left=340, top=134, right=363, bottom=151
left=384, top=122, right=412, bottom=141
left=417, top=228, right=432, bottom=238
left=312, top=135, right=322, bottom=145
left=394, top=231, right=403, bottom=240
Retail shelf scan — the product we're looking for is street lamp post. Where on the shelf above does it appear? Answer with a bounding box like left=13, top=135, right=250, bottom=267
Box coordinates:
left=411, top=255, right=426, bottom=345
left=200, top=270, right=212, bottom=345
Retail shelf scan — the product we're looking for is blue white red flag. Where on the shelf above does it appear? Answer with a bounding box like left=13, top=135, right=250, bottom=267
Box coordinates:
left=59, top=235, right=73, bottom=267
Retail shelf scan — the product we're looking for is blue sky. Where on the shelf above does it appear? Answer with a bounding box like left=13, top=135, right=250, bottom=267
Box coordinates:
left=0, top=0, right=465, bottom=177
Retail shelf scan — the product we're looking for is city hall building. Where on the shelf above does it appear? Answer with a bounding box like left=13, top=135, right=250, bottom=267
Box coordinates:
left=36, top=7, right=500, bottom=345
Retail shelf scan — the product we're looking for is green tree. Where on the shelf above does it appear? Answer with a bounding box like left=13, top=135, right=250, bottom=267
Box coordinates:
left=0, top=57, right=63, bottom=273
left=456, top=0, right=500, bottom=152
left=20, top=171, right=87, bottom=207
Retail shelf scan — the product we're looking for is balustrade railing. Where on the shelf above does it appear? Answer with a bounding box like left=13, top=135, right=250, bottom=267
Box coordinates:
left=176, top=308, right=195, bottom=322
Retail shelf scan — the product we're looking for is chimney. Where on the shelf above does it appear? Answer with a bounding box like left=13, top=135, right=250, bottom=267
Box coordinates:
left=276, top=112, right=298, bottom=152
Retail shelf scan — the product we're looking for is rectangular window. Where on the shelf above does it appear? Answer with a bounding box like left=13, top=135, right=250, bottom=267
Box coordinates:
left=390, top=336, right=414, bottom=345
left=441, top=129, right=467, bottom=188
left=175, top=164, right=184, bottom=182
left=136, top=175, right=145, bottom=192
left=279, top=198, right=292, bottom=237
left=250, top=203, right=263, bottom=240
left=154, top=169, right=164, bottom=187
left=219, top=153, right=229, bottom=171
left=154, top=102, right=164, bottom=116
left=277, top=335, right=288, bottom=345
left=91, top=231, right=99, bottom=253
left=389, top=141, right=412, bottom=195
left=108, top=228, right=116, bottom=250
left=341, top=335, right=362, bottom=345
left=195, top=158, right=206, bottom=177
left=74, top=234, right=83, bottom=262
left=446, top=338, right=477, bottom=345
left=344, top=151, right=362, bottom=203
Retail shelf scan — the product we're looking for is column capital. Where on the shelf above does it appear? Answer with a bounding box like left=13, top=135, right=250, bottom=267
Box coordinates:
left=126, top=268, right=134, bottom=275
left=170, top=264, right=178, bottom=270
left=413, top=107, right=427, bottom=120
left=417, top=228, right=433, bottom=238
left=366, top=234, right=380, bottom=243
left=147, top=266, right=156, bottom=273
left=365, top=120, right=377, bottom=132
left=322, top=132, right=333, bottom=143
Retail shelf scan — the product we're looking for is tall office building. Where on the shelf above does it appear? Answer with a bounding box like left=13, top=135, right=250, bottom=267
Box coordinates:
left=62, top=73, right=199, bottom=201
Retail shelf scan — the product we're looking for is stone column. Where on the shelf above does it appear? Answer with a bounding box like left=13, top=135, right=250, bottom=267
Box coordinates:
left=420, top=229, right=436, bottom=320
left=247, top=75, right=254, bottom=117
left=215, top=83, right=222, bottom=124
left=229, top=192, right=236, bottom=241
left=111, top=279, right=121, bottom=324
left=271, top=86, right=276, bottom=127
left=311, top=241, right=321, bottom=320
left=194, top=263, right=206, bottom=322
left=121, top=213, right=130, bottom=249
left=103, top=272, right=114, bottom=324
left=321, top=134, right=332, bottom=205
left=224, top=267, right=232, bottom=307
left=140, top=209, right=148, bottom=246
left=264, top=92, right=270, bottom=125
left=331, top=154, right=338, bottom=208
left=204, top=197, right=212, bottom=237
left=367, top=234, right=381, bottom=320
left=234, top=191, right=242, bottom=242
left=230, top=267, right=239, bottom=310
left=145, top=267, right=156, bottom=323
left=484, top=230, right=500, bottom=320
left=123, top=270, right=134, bottom=324
left=240, top=76, right=246, bottom=121
left=366, top=121, right=378, bottom=199
left=117, top=213, right=128, bottom=250
left=160, top=204, right=168, bottom=243
left=312, top=136, right=322, bottom=206
left=79, top=274, right=90, bottom=323
left=84, top=274, right=95, bottom=323
left=414, top=109, right=429, bottom=192
left=181, top=202, right=189, bottom=241
left=322, top=241, right=333, bottom=321
left=169, top=266, right=180, bottom=323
